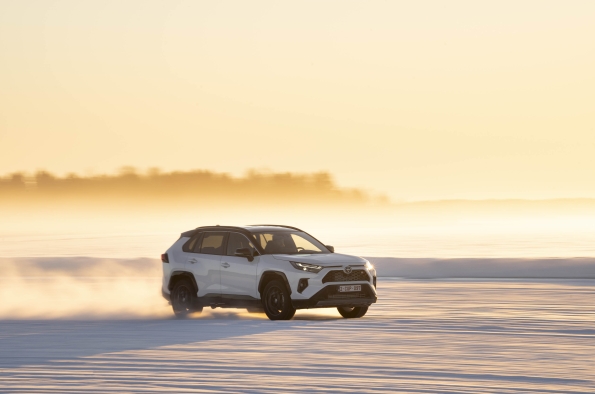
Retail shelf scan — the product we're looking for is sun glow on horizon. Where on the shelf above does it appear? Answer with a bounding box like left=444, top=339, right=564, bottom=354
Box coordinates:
left=1, top=1, right=594, bottom=200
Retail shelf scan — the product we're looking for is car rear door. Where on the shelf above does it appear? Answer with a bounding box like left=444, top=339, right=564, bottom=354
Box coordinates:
left=220, top=232, right=259, bottom=298
left=187, top=231, right=227, bottom=297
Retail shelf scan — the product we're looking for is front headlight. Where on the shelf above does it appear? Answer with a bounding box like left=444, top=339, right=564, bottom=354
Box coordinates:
left=365, top=260, right=377, bottom=276
left=290, top=261, right=323, bottom=273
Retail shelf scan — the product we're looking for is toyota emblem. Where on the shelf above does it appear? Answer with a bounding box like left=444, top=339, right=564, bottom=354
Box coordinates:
left=344, top=266, right=353, bottom=274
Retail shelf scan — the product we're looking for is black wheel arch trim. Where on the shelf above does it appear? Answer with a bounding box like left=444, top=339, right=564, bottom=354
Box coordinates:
left=168, top=271, right=199, bottom=294
left=258, top=271, right=292, bottom=296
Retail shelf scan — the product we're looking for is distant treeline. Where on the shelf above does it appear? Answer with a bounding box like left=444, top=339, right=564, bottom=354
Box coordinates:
left=0, top=168, right=386, bottom=206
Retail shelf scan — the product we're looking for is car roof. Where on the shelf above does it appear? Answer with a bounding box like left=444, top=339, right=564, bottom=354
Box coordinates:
left=181, top=224, right=303, bottom=238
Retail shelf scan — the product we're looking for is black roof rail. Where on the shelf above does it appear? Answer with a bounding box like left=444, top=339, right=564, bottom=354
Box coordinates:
left=249, top=224, right=304, bottom=231
left=196, top=225, right=250, bottom=231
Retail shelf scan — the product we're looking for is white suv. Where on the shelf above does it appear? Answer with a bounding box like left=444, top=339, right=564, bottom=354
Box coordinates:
left=161, top=225, right=377, bottom=320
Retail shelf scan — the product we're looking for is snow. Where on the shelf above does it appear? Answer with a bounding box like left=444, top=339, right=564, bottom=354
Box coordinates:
left=1, top=279, right=594, bottom=393
left=370, top=257, right=595, bottom=279
left=3, top=256, right=595, bottom=281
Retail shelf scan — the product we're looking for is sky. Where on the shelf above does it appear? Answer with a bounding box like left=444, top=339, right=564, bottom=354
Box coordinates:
left=1, top=0, right=594, bottom=201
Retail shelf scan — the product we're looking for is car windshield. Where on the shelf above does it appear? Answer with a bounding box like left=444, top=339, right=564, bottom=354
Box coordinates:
left=254, top=231, right=330, bottom=255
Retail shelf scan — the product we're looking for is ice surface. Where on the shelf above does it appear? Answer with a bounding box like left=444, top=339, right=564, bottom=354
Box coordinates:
left=371, top=257, right=595, bottom=278
left=1, top=279, right=594, bottom=393
left=3, top=213, right=595, bottom=258
left=2, top=256, right=595, bottom=281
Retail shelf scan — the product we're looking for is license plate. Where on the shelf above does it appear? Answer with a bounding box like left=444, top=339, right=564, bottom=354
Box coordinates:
left=338, top=285, right=361, bottom=292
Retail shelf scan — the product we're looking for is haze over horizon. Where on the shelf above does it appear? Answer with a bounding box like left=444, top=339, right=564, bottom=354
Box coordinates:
left=2, top=1, right=594, bottom=201
left=2, top=3, right=595, bottom=393
left=4, top=167, right=595, bottom=205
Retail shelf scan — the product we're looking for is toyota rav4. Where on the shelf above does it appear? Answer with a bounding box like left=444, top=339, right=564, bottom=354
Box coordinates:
left=161, top=225, right=377, bottom=320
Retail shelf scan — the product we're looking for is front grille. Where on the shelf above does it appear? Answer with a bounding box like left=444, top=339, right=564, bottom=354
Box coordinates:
left=322, top=269, right=369, bottom=284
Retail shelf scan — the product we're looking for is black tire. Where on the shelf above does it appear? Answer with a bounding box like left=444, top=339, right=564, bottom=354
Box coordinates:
left=262, top=280, right=296, bottom=321
left=171, top=279, right=201, bottom=318
left=337, top=306, right=368, bottom=318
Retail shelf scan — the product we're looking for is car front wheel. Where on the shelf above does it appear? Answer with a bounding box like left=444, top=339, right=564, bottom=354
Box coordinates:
left=337, top=306, right=368, bottom=318
left=262, top=280, right=296, bottom=321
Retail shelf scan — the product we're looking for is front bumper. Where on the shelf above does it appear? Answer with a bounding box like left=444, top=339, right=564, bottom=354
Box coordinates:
left=292, top=283, right=377, bottom=309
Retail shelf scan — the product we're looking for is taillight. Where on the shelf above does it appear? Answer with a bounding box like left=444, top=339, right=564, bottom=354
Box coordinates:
left=161, top=253, right=169, bottom=263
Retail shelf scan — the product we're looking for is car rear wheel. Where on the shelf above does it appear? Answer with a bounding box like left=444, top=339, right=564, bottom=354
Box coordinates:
left=171, top=279, right=201, bottom=318
left=262, top=280, right=296, bottom=321
left=337, top=306, right=368, bottom=318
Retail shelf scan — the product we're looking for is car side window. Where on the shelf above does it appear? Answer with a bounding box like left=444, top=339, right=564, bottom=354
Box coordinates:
left=191, top=234, right=203, bottom=253
left=199, top=232, right=226, bottom=255
left=183, top=233, right=201, bottom=253
left=226, top=232, right=257, bottom=256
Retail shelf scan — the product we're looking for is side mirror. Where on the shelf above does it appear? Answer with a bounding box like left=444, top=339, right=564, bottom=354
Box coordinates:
left=326, top=245, right=335, bottom=253
left=235, top=247, right=254, bottom=262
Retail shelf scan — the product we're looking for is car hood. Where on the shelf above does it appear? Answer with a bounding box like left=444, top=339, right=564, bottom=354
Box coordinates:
left=271, top=253, right=366, bottom=267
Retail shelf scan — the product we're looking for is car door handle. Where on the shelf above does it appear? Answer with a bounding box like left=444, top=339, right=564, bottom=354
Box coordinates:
left=189, top=258, right=198, bottom=264
left=221, top=262, right=230, bottom=268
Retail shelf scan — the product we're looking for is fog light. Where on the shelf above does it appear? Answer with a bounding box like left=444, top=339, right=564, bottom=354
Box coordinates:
left=297, top=278, right=309, bottom=293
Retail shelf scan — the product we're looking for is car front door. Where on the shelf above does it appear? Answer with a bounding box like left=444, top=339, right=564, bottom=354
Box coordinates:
left=220, top=232, right=259, bottom=298
left=187, top=231, right=227, bottom=298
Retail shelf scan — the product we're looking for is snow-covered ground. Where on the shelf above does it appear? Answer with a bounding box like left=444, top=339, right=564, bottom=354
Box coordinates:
left=1, top=278, right=594, bottom=393
left=3, top=256, right=595, bottom=284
